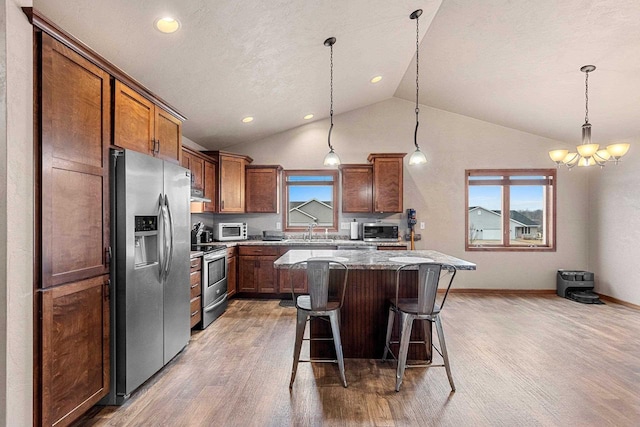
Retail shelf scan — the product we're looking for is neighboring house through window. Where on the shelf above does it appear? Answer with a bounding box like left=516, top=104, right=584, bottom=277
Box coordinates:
left=465, top=169, right=556, bottom=251
left=283, top=170, right=338, bottom=231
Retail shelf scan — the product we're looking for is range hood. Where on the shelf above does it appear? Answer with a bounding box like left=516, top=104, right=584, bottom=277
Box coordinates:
left=190, top=188, right=211, bottom=203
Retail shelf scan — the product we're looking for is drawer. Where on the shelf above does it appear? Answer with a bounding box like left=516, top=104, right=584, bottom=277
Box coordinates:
left=190, top=280, right=201, bottom=299
left=190, top=270, right=201, bottom=287
left=190, top=296, right=201, bottom=328
left=238, top=246, right=279, bottom=256
left=190, top=257, right=202, bottom=270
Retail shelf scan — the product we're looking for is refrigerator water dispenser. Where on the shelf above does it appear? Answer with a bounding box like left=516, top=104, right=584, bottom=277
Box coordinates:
left=134, top=215, right=158, bottom=268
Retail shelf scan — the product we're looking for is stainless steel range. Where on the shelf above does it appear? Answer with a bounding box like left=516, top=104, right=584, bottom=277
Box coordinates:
left=193, top=245, right=228, bottom=328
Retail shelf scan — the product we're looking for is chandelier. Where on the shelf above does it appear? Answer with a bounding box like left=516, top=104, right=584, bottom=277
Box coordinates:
left=549, top=65, right=630, bottom=168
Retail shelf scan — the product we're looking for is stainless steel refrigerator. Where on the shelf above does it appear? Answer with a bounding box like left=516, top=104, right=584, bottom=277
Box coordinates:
left=104, top=149, right=191, bottom=405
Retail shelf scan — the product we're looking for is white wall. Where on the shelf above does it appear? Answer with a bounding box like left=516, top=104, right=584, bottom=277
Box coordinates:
left=0, top=0, right=33, bottom=424
left=230, top=97, right=591, bottom=290
left=588, top=138, right=640, bottom=306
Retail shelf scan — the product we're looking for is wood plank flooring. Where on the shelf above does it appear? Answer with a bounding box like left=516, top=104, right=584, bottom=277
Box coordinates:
left=75, top=294, right=640, bottom=426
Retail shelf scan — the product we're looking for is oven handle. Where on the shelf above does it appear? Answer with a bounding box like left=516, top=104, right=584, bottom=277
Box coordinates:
left=203, top=252, right=226, bottom=262
left=204, top=293, right=228, bottom=312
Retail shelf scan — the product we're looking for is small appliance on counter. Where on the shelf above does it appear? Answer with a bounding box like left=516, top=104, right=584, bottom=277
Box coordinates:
left=263, top=230, right=285, bottom=241
left=350, top=220, right=359, bottom=240
left=360, top=222, right=399, bottom=242
left=214, top=222, right=248, bottom=241
left=191, top=222, right=213, bottom=245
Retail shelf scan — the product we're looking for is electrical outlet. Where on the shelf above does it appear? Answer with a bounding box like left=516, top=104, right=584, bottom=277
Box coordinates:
left=276, top=222, right=281, bottom=230
left=341, top=222, right=350, bottom=230
left=420, top=222, right=425, bottom=230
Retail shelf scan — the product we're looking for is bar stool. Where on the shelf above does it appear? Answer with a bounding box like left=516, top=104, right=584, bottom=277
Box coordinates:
left=382, top=262, right=457, bottom=392
left=288, top=258, right=349, bottom=388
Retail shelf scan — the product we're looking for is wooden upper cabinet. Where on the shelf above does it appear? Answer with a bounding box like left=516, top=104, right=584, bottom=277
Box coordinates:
left=245, top=165, right=282, bottom=213
left=40, top=33, right=111, bottom=288
left=340, top=164, right=373, bottom=213
left=154, top=107, right=182, bottom=162
left=114, top=80, right=182, bottom=163
left=202, top=151, right=253, bottom=213
left=40, top=275, right=110, bottom=427
left=203, top=160, right=217, bottom=212
left=113, top=81, right=154, bottom=155
left=368, top=153, right=406, bottom=213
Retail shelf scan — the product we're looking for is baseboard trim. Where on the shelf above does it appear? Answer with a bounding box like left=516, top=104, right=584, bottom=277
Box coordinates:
left=597, top=294, right=640, bottom=310
left=447, top=288, right=556, bottom=295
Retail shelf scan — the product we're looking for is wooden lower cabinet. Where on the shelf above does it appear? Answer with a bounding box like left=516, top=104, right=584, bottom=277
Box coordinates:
left=39, top=275, right=110, bottom=427
left=189, top=256, right=202, bottom=328
left=227, top=247, right=237, bottom=297
left=377, top=245, right=407, bottom=250
left=238, top=246, right=278, bottom=293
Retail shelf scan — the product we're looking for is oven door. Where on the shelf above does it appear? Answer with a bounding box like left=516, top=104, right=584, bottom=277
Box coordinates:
left=201, top=250, right=228, bottom=328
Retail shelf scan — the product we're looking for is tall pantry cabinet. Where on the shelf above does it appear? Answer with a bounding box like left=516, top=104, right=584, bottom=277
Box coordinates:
left=36, top=31, right=111, bottom=427
left=26, top=8, right=186, bottom=427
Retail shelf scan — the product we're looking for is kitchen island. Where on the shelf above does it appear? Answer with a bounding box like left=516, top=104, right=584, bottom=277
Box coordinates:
left=274, top=249, right=476, bottom=360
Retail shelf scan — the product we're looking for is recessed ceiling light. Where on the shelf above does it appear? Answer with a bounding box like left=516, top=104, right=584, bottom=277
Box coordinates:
left=370, top=75, right=383, bottom=84
left=154, top=17, right=180, bottom=34
left=303, top=114, right=314, bottom=120
left=242, top=116, right=254, bottom=123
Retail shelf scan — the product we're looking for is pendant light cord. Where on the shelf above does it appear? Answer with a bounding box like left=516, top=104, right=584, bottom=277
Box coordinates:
left=414, top=11, right=420, bottom=149
left=328, top=41, right=334, bottom=151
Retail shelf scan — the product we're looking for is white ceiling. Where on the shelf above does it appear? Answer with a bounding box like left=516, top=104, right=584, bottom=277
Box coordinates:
left=34, top=0, right=640, bottom=150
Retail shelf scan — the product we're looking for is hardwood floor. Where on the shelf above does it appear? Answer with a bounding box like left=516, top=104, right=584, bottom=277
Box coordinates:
left=76, top=294, right=640, bottom=426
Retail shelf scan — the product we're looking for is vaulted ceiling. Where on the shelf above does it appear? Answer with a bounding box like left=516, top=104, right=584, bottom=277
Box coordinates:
left=34, top=0, right=640, bottom=150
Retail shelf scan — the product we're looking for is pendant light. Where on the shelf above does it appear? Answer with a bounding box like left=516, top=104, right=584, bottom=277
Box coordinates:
left=549, top=65, right=630, bottom=169
left=323, top=37, right=341, bottom=166
left=409, top=9, right=427, bottom=166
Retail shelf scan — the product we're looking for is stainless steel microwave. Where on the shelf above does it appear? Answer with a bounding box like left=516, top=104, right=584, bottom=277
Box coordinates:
left=213, top=222, right=247, bottom=241
left=360, top=223, right=399, bottom=242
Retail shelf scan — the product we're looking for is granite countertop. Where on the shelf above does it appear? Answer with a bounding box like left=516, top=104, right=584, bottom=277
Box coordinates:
left=223, top=239, right=407, bottom=247
left=190, top=250, right=204, bottom=258
left=273, top=249, right=477, bottom=271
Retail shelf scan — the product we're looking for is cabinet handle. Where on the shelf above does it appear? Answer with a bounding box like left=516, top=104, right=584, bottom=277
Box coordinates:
left=221, top=200, right=224, bottom=210
left=156, top=139, right=161, bottom=153
left=190, top=283, right=199, bottom=289
left=152, top=140, right=158, bottom=154
left=191, top=310, right=199, bottom=317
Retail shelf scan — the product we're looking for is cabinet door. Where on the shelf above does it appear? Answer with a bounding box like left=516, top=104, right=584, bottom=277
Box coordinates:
left=341, top=165, right=373, bottom=213
left=245, top=166, right=280, bottom=213
left=203, top=160, right=217, bottom=212
left=256, top=257, right=278, bottom=293
left=41, top=33, right=111, bottom=287
left=154, top=107, right=182, bottom=163
left=238, top=256, right=258, bottom=292
left=370, top=154, right=405, bottom=213
left=181, top=150, right=191, bottom=170
left=227, top=255, right=237, bottom=297
left=190, top=155, right=205, bottom=191
left=220, top=155, right=246, bottom=213
left=114, top=80, right=154, bottom=156
left=40, top=275, right=110, bottom=427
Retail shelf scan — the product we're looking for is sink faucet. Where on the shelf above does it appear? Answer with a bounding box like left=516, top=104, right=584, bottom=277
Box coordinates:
left=306, top=222, right=317, bottom=241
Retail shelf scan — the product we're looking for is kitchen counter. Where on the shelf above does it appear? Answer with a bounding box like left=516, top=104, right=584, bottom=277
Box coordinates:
left=273, top=249, right=476, bottom=270
left=221, top=239, right=407, bottom=247
left=273, top=249, right=475, bottom=360
left=190, top=250, right=204, bottom=258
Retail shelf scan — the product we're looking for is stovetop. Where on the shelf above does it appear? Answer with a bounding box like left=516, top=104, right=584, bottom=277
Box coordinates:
left=191, top=243, right=228, bottom=253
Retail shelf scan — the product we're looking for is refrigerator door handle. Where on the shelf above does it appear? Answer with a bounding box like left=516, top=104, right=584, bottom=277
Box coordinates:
left=157, top=193, right=166, bottom=282
left=164, top=194, right=175, bottom=278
